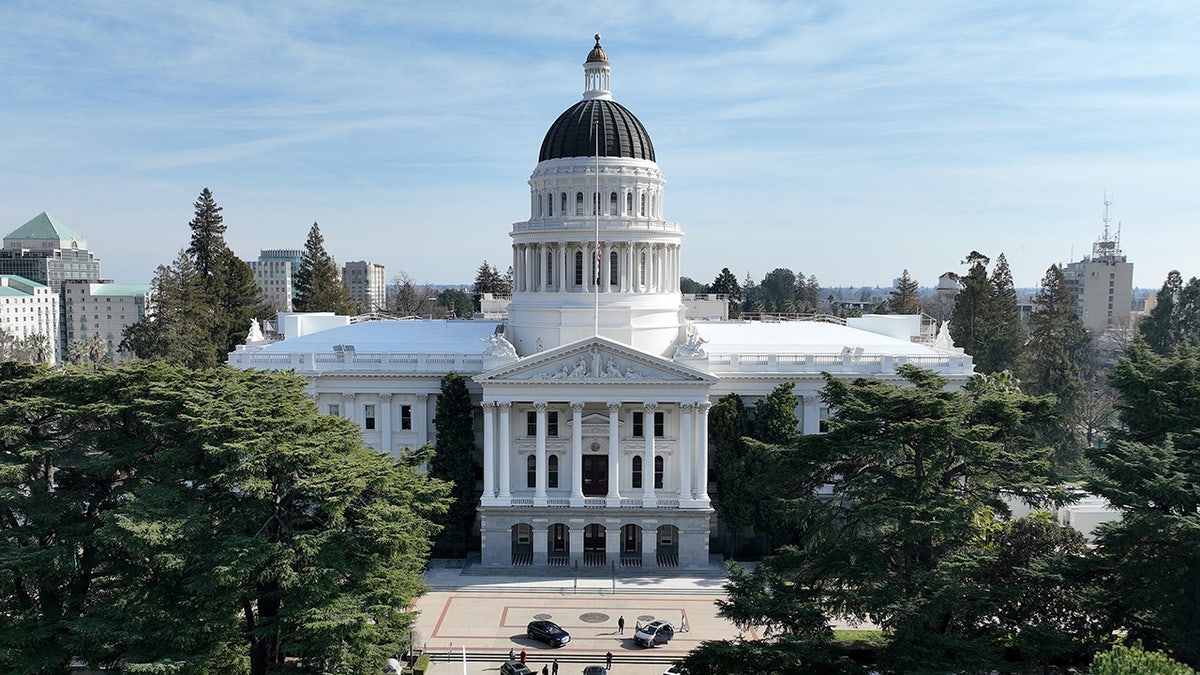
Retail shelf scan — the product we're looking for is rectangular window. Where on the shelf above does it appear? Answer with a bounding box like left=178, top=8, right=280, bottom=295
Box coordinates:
left=547, top=411, right=559, bottom=437
left=527, top=411, right=537, bottom=436
left=328, top=403, right=340, bottom=417
left=818, top=407, right=830, bottom=434
left=633, top=412, right=644, bottom=437
left=400, top=405, right=412, bottom=430
left=364, top=404, right=376, bottom=430
left=654, top=411, right=665, bottom=437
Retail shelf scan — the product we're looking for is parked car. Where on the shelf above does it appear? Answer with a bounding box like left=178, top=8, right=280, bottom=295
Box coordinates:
left=501, top=660, right=535, bottom=675
left=526, top=619, right=571, bottom=647
left=633, top=620, right=675, bottom=647
left=583, top=667, right=608, bottom=675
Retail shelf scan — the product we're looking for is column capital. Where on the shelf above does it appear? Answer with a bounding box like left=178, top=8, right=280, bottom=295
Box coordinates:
left=482, top=400, right=497, bottom=411
left=802, top=395, right=819, bottom=404
left=643, top=401, right=658, bottom=412
left=571, top=401, right=585, bottom=413
left=680, top=402, right=697, bottom=413
left=697, top=401, right=712, bottom=413
left=607, top=401, right=621, bottom=412
left=380, top=393, right=392, bottom=402
left=497, top=401, right=512, bottom=412
left=343, top=393, right=356, bottom=403
left=534, top=401, right=548, bottom=412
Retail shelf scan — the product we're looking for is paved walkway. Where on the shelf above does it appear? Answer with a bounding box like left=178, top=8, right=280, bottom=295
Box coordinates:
left=409, top=560, right=748, bottom=675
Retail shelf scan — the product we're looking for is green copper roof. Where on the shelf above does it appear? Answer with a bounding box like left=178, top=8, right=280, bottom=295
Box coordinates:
left=88, top=284, right=150, bottom=297
left=5, top=212, right=86, bottom=243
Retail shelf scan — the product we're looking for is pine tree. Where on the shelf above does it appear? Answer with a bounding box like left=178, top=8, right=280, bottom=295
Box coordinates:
left=293, top=222, right=354, bottom=314
left=1138, top=271, right=1200, bottom=356
left=471, top=260, right=506, bottom=311
left=887, top=269, right=923, bottom=314
left=429, top=372, right=478, bottom=556
left=710, top=267, right=742, bottom=318
left=977, top=253, right=1024, bottom=374
left=1022, top=264, right=1092, bottom=471
left=186, top=187, right=226, bottom=280
left=949, top=251, right=993, bottom=359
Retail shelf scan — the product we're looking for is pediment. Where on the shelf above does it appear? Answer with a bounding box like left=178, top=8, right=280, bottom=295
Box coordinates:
left=476, top=337, right=715, bottom=385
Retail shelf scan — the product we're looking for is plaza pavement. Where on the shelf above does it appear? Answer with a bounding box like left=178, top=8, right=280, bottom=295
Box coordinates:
left=409, top=558, right=752, bottom=675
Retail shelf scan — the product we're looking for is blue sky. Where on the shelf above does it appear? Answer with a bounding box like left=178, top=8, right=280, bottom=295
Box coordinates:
left=2, top=1, right=1197, bottom=290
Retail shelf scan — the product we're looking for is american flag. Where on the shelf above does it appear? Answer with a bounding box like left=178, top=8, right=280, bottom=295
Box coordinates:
left=595, top=240, right=602, bottom=284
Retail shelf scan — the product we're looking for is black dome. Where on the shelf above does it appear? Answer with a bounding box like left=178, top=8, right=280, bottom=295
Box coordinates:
left=538, top=98, right=655, bottom=162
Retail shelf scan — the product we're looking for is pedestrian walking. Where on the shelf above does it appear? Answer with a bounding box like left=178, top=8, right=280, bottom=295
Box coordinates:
left=508, top=648, right=515, bottom=660
left=541, top=665, right=548, bottom=675
left=618, top=615, right=625, bottom=634
left=552, top=658, right=559, bottom=675
left=520, top=649, right=526, bottom=664
left=606, top=651, right=613, bottom=669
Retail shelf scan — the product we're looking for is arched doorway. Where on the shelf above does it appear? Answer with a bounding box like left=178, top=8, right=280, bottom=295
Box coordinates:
left=620, top=524, right=642, bottom=567
left=583, top=524, right=606, bottom=566
left=548, top=523, right=569, bottom=566
left=656, top=524, right=679, bottom=567
left=511, top=523, right=533, bottom=566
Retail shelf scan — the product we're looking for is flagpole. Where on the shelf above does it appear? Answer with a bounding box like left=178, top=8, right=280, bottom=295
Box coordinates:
left=594, top=115, right=600, bottom=337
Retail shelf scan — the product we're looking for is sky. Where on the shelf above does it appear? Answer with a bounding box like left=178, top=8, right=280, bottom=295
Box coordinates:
left=2, top=1, right=1198, bottom=291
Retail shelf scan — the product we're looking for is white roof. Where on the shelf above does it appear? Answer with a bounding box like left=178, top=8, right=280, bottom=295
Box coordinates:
left=694, top=320, right=947, bottom=356
left=257, top=319, right=503, bottom=354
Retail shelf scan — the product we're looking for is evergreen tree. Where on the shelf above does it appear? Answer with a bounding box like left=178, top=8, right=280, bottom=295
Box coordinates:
left=887, top=269, right=923, bottom=314
left=752, top=382, right=800, bottom=448
left=949, top=251, right=993, bottom=360
left=186, top=187, right=226, bottom=280
left=471, top=260, right=507, bottom=311
left=293, top=222, right=354, bottom=314
left=1022, top=264, right=1092, bottom=470
left=1138, top=271, right=1200, bottom=356
left=710, top=267, right=743, bottom=318
left=429, top=372, right=478, bottom=556
left=437, top=288, right=475, bottom=319
left=977, top=253, right=1024, bottom=374
left=709, top=394, right=752, bottom=554
left=760, top=268, right=797, bottom=313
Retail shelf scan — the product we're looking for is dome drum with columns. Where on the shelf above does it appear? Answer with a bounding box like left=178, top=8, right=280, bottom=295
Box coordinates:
left=228, top=36, right=975, bottom=571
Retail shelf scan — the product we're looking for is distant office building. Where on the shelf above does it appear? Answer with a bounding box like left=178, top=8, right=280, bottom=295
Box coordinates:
left=1, top=212, right=102, bottom=357
left=247, top=249, right=303, bottom=312
left=343, top=260, right=386, bottom=312
left=0, top=275, right=60, bottom=363
left=61, top=281, right=151, bottom=362
left=1063, top=200, right=1133, bottom=332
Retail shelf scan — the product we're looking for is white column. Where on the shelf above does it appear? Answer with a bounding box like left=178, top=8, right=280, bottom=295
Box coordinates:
left=643, top=402, right=657, bottom=507
left=696, top=402, right=711, bottom=501
left=571, top=402, right=584, bottom=506
left=498, top=402, right=512, bottom=499
left=343, top=394, right=356, bottom=425
left=482, top=401, right=496, bottom=502
left=802, top=395, right=821, bottom=435
left=558, top=244, right=567, bottom=292
left=535, top=402, right=548, bottom=505
left=380, top=393, right=393, bottom=457
left=679, top=402, right=694, bottom=502
left=607, top=402, right=622, bottom=506
left=415, top=395, right=431, bottom=447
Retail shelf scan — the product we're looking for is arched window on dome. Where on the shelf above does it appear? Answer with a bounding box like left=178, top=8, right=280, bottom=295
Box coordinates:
left=593, top=192, right=601, bottom=215
left=639, top=193, right=646, bottom=217
left=547, top=193, right=553, bottom=217
left=546, top=250, right=554, bottom=288
left=639, top=251, right=646, bottom=287
left=561, top=192, right=567, bottom=214
left=610, top=192, right=618, bottom=216
left=574, top=250, right=584, bottom=287
left=609, top=251, right=619, bottom=288
left=626, top=192, right=633, bottom=215
left=575, top=192, right=584, bottom=216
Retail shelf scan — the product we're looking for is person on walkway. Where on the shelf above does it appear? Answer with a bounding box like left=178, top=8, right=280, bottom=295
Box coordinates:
left=606, top=651, right=613, bottom=669
left=541, top=665, right=548, bottom=675
left=520, top=649, right=526, bottom=664
left=508, top=648, right=515, bottom=660
left=618, top=615, right=625, bottom=634
left=552, top=659, right=559, bottom=675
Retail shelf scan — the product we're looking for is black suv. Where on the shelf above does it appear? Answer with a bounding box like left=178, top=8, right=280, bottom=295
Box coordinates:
left=526, top=620, right=571, bottom=647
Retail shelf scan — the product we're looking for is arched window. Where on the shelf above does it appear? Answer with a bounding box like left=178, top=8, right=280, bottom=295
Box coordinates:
left=548, top=454, right=559, bottom=488
left=609, top=251, right=619, bottom=287
left=639, top=193, right=646, bottom=216
left=561, top=192, right=567, bottom=213
left=547, top=193, right=553, bottom=216
left=626, top=192, right=633, bottom=214
left=574, top=250, right=584, bottom=286
left=639, top=251, right=647, bottom=286
left=632, top=456, right=643, bottom=489
left=527, top=455, right=536, bottom=488
left=610, top=192, right=618, bottom=215
left=575, top=192, right=584, bottom=215
left=654, top=456, right=664, bottom=489
left=546, top=250, right=554, bottom=287
left=593, top=192, right=601, bottom=214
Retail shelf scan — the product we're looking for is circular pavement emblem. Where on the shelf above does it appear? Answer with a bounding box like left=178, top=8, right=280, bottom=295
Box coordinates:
left=579, top=612, right=609, bottom=624
left=637, top=614, right=656, bottom=623
left=533, top=613, right=552, bottom=621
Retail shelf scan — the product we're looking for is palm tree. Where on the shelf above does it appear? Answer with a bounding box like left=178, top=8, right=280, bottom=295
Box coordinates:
left=20, top=333, right=53, bottom=364
left=86, top=334, right=109, bottom=366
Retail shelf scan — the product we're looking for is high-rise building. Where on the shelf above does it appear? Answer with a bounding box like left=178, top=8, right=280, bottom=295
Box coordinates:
left=1, top=212, right=102, bottom=358
left=247, top=249, right=303, bottom=312
left=0, top=275, right=60, bottom=362
left=342, top=260, right=386, bottom=312
left=61, top=281, right=151, bottom=362
left=1063, top=199, right=1133, bottom=332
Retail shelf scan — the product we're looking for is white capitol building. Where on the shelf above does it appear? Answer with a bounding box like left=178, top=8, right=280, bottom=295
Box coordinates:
left=231, top=36, right=974, bottom=569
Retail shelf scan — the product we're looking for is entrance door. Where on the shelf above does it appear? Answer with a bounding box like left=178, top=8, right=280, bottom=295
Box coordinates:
left=581, top=455, right=609, bottom=496
left=583, top=524, right=606, bottom=552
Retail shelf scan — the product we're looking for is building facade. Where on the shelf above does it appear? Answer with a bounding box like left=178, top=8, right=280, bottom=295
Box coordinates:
left=61, top=281, right=151, bottom=361
left=0, top=275, right=59, bottom=361
left=1063, top=200, right=1133, bottom=332
left=342, top=260, right=387, bottom=312
left=230, top=37, right=975, bottom=570
left=247, top=249, right=304, bottom=312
